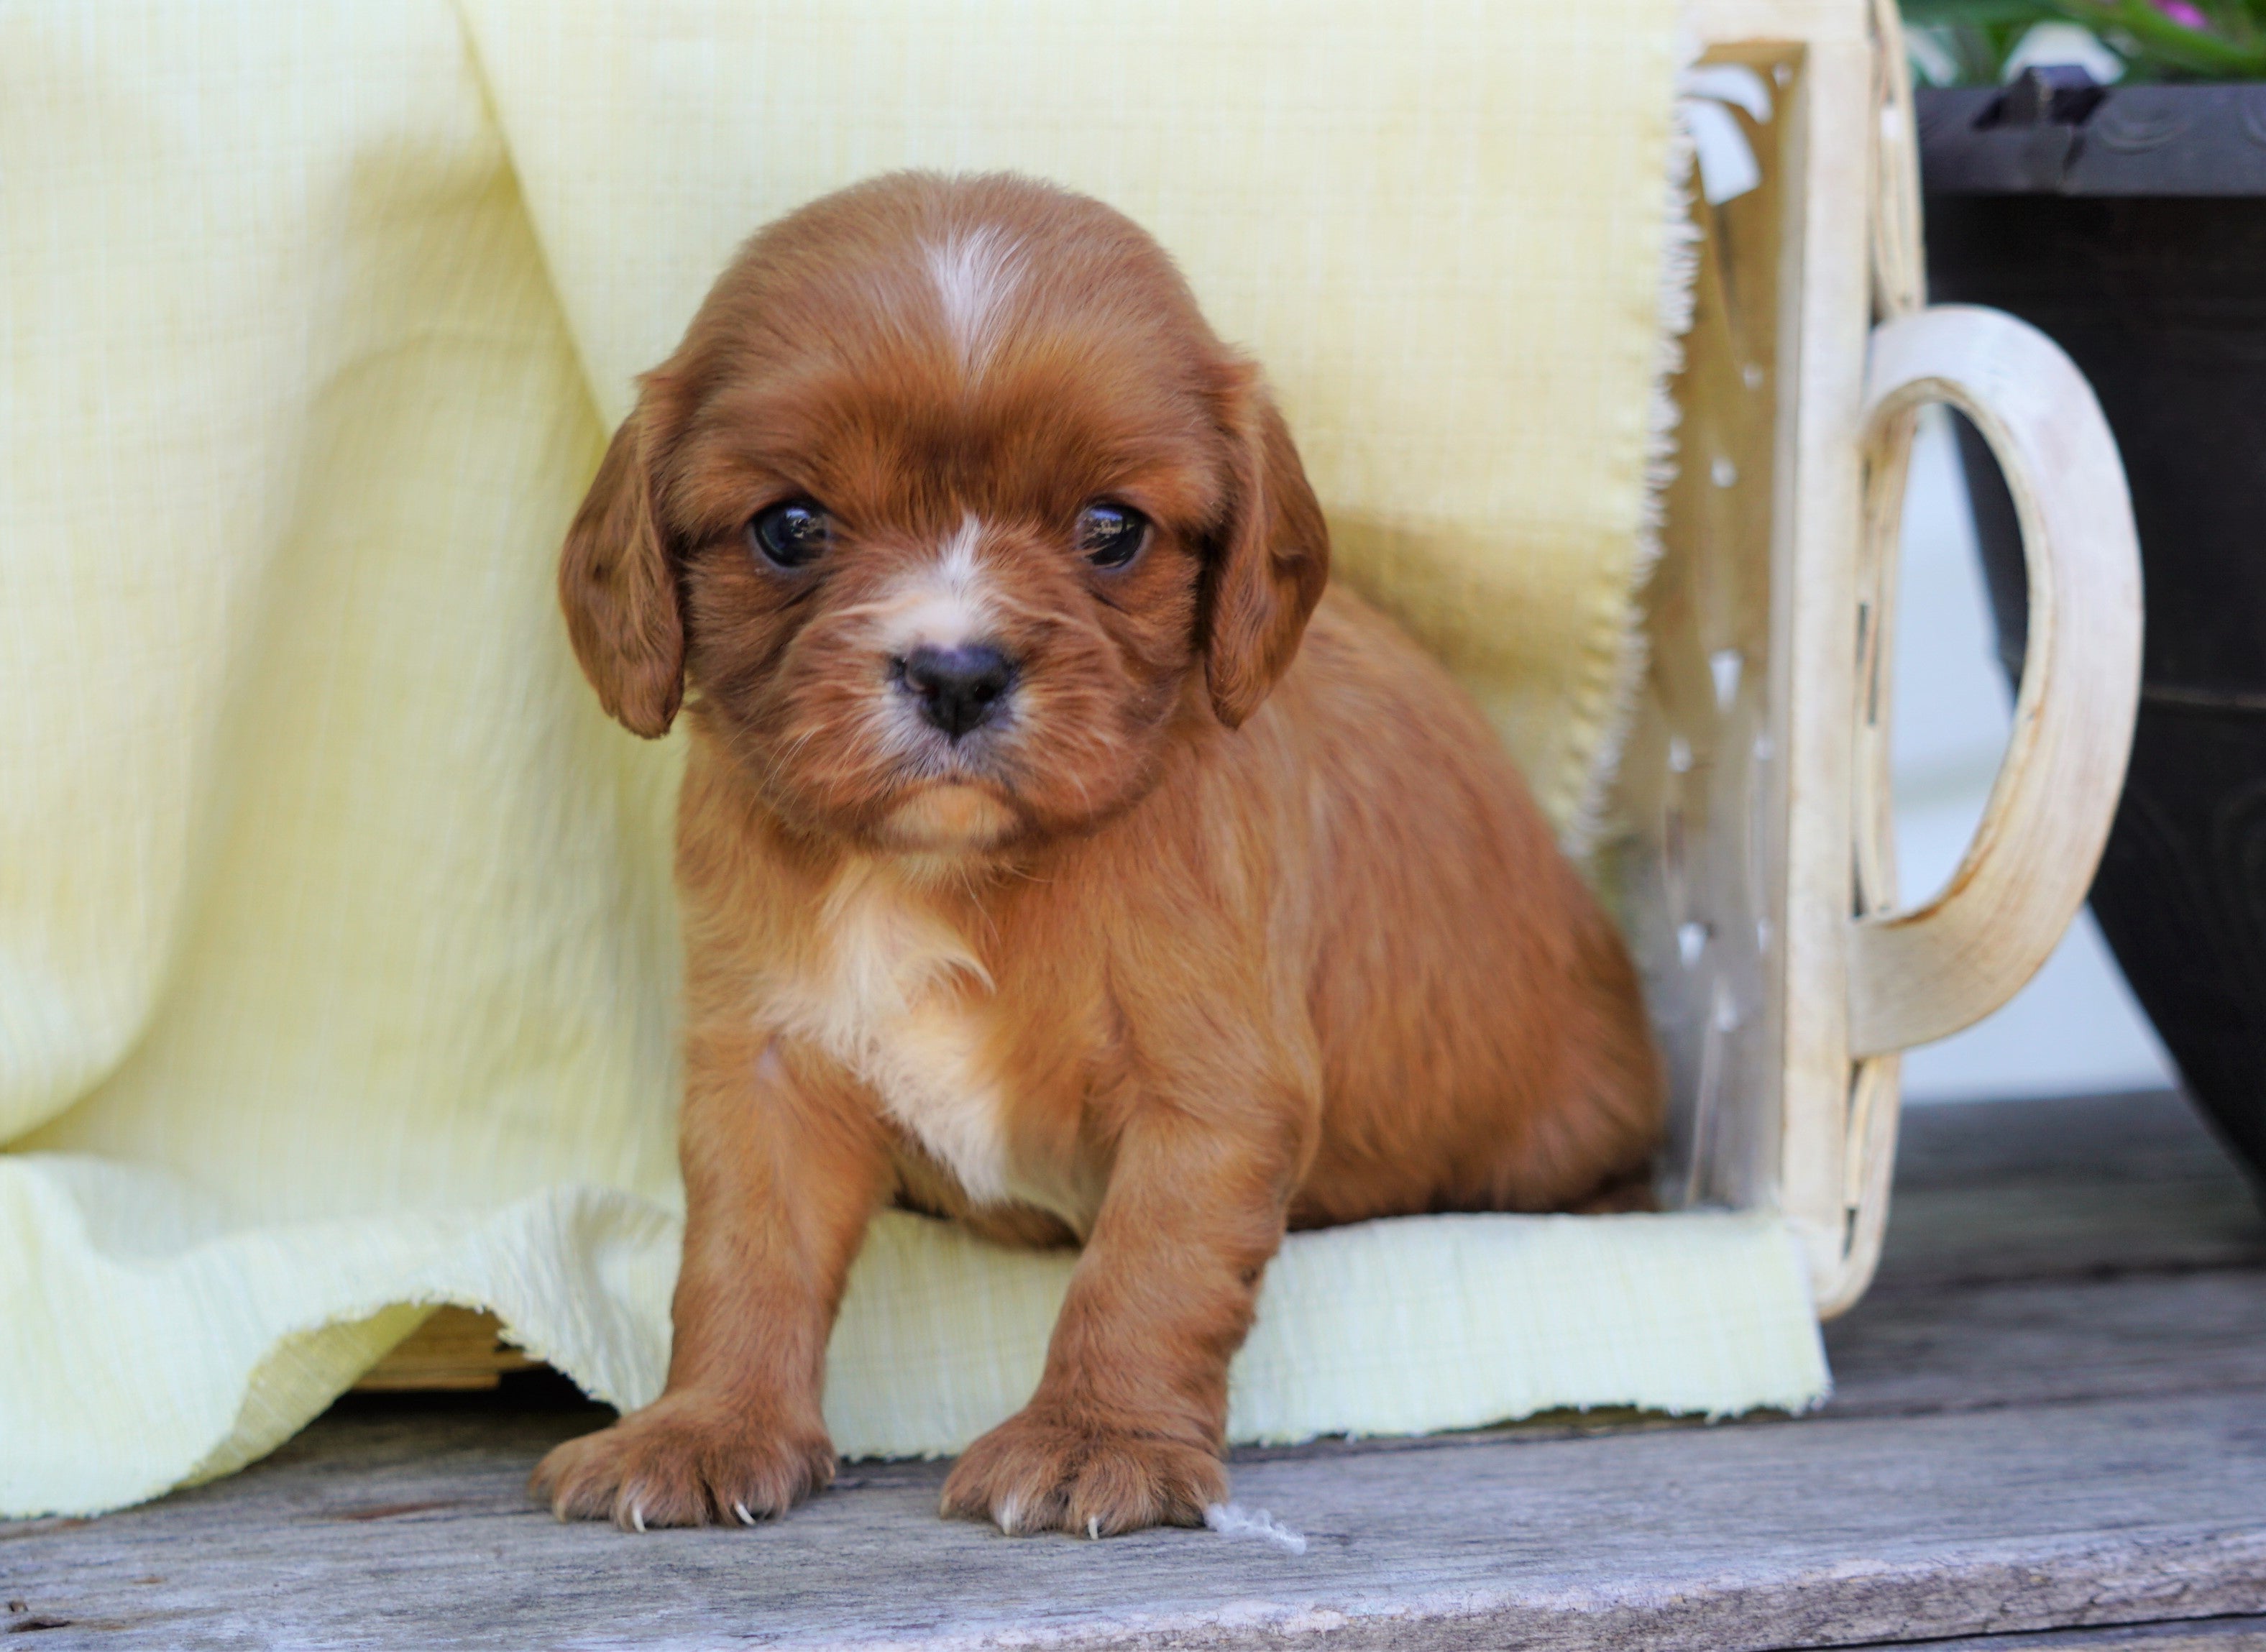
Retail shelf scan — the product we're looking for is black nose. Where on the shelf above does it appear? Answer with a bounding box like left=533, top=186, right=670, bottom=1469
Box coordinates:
left=899, top=644, right=1016, bottom=739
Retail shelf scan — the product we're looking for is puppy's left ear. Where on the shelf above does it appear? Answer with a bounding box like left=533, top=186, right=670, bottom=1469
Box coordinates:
left=1203, top=363, right=1329, bottom=728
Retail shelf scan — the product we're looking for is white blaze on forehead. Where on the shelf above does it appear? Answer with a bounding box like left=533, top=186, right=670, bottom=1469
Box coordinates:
left=880, top=515, right=998, bottom=654
left=924, top=226, right=1024, bottom=373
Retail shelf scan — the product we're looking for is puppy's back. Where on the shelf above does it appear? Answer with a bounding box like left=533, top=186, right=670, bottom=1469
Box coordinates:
left=1255, top=586, right=1663, bottom=1224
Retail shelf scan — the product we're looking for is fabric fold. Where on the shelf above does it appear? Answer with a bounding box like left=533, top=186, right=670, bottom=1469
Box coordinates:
left=0, top=1152, right=1825, bottom=1516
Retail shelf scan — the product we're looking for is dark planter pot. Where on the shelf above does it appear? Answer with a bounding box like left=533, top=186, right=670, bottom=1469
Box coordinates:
left=1919, top=78, right=2266, bottom=1190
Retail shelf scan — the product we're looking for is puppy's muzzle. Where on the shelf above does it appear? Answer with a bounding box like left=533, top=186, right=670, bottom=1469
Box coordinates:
left=896, top=643, right=1017, bottom=740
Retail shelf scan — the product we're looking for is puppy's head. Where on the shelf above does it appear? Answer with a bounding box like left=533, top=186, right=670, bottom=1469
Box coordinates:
left=559, top=172, right=1327, bottom=855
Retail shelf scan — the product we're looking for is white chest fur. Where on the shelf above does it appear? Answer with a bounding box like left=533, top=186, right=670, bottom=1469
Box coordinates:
left=770, top=858, right=1013, bottom=1205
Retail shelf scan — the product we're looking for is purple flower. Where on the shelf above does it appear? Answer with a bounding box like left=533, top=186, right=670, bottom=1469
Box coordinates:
left=2153, top=0, right=2211, bottom=28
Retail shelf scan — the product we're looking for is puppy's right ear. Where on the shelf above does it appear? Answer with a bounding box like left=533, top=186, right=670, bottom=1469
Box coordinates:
left=559, top=393, right=685, bottom=739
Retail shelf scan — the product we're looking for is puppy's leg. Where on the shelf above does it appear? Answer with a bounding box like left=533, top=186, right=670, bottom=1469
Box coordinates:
left=940, top=1101, right=1299, bottom=1538
left=531, top=1029, right=886, bottom=1529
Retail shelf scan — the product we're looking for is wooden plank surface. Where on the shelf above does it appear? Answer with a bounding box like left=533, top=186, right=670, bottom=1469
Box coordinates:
left=1825, top=1268, right=2266, bottom=1416
left=5, top=1392, right=2264, bottom=1652
left=6, top=1090, right=2263, bottom=1652
left=1871, top=1090, right=2266, bottom=1290
left=1838, top=1621, right=2266, bottom=1652
left=354, top=1307, right=540, bottom=1392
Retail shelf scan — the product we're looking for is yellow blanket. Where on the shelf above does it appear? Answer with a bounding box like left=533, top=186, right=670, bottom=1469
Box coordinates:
left=0, top=0, right=1826, bottom=1518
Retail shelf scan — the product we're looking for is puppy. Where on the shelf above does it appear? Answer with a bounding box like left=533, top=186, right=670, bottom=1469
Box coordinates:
left=533, top=171, right=1662, bottom=1538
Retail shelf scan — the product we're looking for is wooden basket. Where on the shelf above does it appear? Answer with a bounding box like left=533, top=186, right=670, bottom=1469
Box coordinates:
left=1623, top=0, right=2141, bottom=1317
left=362, top=0, right=2141, bottom=1390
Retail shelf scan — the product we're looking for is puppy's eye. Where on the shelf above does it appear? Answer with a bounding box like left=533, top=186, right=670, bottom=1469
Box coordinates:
left=1077, top=503, right=1148, bottom=570
left=750, top=500, right=832, bottom=569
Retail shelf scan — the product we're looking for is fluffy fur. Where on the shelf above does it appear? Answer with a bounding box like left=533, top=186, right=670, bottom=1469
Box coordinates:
left=533, top=172, right=1663, bottom=1539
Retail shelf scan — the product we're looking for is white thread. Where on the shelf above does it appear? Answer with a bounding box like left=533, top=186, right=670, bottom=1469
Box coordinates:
left=1204, top=1502, right=1308, bottom=1556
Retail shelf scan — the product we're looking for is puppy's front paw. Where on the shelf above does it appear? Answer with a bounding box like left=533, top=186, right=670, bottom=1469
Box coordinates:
left=530, top=1392, right=835, bottom=1531
left=940, top=1405, right=1226, bottom=1538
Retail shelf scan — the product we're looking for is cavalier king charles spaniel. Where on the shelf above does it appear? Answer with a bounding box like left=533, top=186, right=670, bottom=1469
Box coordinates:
left=535, top=170, right=1661, bottom=1539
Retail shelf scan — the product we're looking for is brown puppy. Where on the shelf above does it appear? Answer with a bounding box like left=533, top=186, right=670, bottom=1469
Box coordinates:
left=534, top=171, right=1661, bottom=1539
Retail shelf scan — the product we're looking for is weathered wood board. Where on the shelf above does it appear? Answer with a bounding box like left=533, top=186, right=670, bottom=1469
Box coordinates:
left=4, top=1392, right=2263, bottom=1651
left=1872, top=1091, right=2266, bottom=1292
left=1838, top=1622, right=2266, bottom=1652
left=5, top=1089, right=2264, bottom=1651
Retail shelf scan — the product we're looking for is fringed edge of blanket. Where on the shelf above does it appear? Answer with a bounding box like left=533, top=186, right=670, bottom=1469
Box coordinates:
left=1561, top=19, right=1704, bottom=863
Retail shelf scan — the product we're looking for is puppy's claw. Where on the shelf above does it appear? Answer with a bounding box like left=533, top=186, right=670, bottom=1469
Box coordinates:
left=942, top=1406, right=1226, bottom=1538
left=528, top=1400, right=838, bottom=1532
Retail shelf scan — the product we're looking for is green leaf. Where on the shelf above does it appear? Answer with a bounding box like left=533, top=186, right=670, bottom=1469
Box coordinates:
left=1899, top=0, right=2266, bottom=78
left=2055, top=0, right=2266, bottom=75
left=1900, top=0, right=2059, bottom=22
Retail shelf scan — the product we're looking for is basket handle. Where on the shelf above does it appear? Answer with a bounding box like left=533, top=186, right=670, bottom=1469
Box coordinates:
left=1847, top=305, right=2143, bottom=1057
